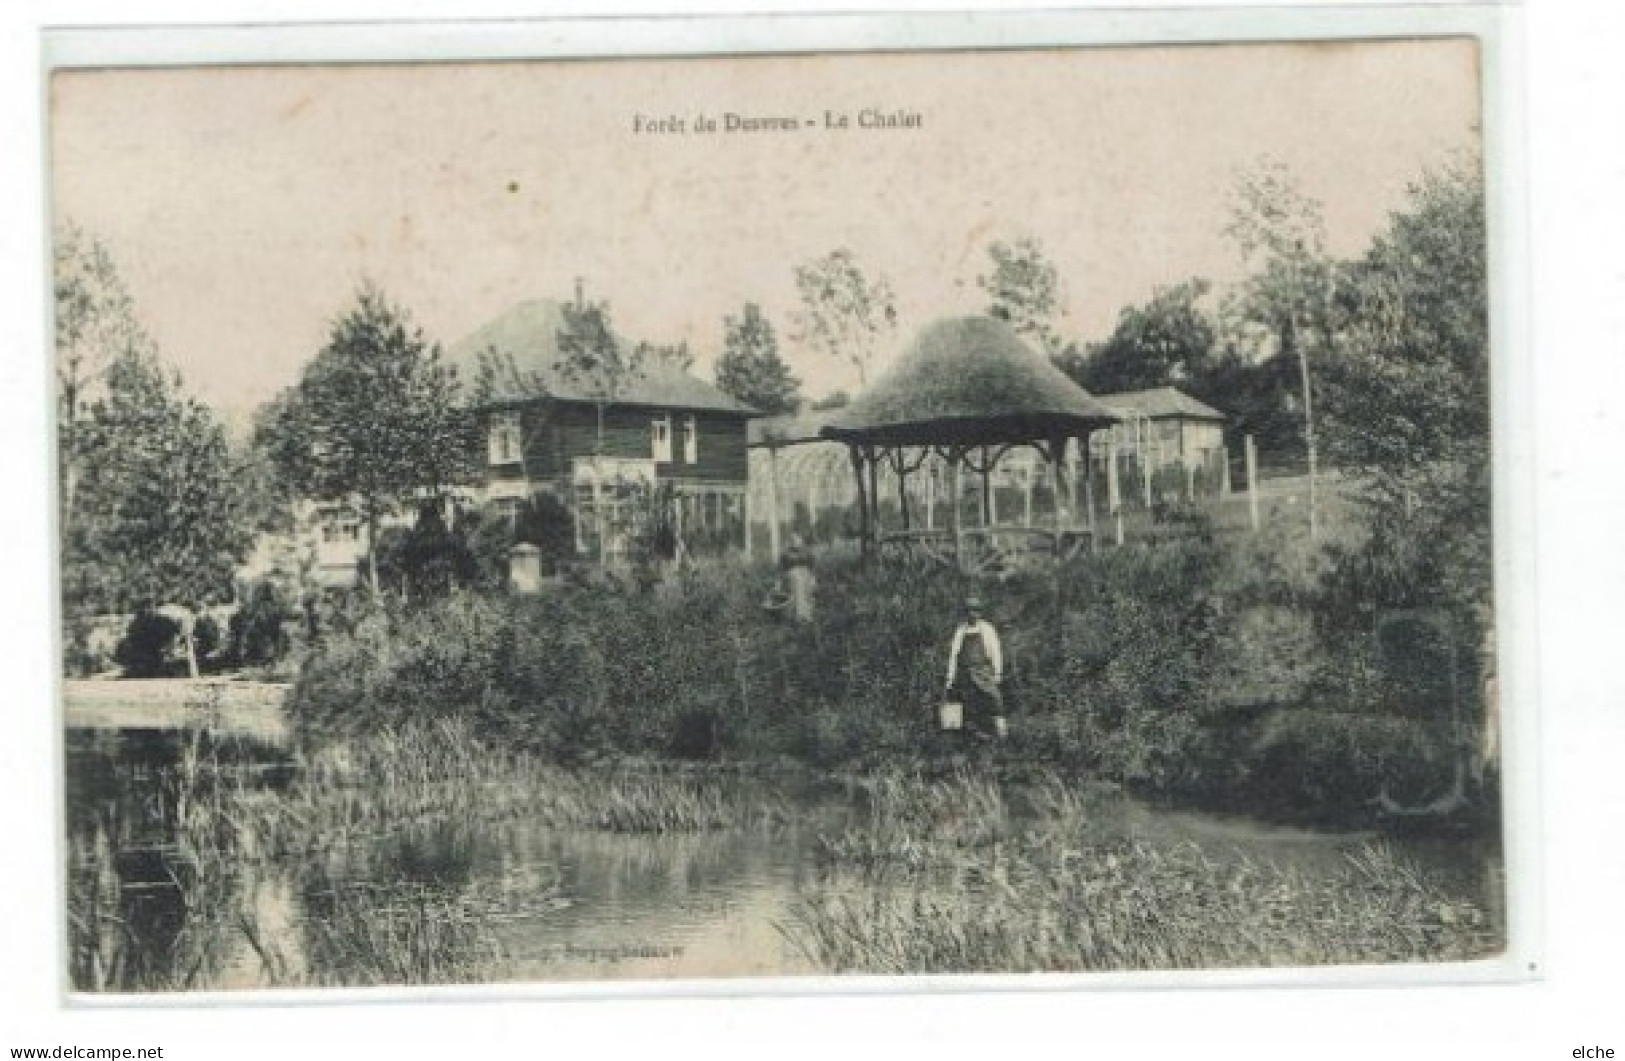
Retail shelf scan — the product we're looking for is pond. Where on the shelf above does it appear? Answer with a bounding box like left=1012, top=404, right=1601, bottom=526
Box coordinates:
left=63, top=728, right=1505, bottom=991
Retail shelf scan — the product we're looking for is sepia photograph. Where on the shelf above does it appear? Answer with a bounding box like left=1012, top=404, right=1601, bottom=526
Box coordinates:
left=46, top=16, right=1520, bottom=995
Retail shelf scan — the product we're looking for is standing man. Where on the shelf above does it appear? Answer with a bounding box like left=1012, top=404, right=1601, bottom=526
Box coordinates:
left=945, top=592, right=1006, bottom=738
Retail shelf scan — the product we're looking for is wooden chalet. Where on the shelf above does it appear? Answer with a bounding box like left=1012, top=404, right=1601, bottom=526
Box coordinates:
left=449, top=299, right=760, bottom=556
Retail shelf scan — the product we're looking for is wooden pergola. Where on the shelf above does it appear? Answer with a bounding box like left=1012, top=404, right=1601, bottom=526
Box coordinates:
left=819, top=316, right=1122, bottom=572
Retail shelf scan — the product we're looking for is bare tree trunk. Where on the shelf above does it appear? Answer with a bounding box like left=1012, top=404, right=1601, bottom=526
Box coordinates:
left=183, top=623, right=199, bottom=679
left=1298, top=339, right=1320, bottom=541
left=1288, top=302, right=1320, bottom=540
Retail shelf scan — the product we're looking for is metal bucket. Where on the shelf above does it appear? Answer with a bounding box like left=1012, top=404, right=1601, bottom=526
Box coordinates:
left=939, top=701, right=963, bottom=731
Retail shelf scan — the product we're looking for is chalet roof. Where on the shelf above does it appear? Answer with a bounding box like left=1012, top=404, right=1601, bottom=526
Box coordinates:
left=448, top=299, right=758, bottom=417
left=1098, top=386, right=1225, bottom=423
left=819, top=316, right=1121, bottom=447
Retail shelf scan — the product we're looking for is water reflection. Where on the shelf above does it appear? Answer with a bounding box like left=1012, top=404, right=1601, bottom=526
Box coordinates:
left=64, top=728, right=1504, bottom=991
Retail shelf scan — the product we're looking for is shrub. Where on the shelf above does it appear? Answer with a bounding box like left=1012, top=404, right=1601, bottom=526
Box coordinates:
left=230, top=580, right=292, bottom=666
left=372, top=503, right=479, bottom=602
left=114, top=609, right=181, bottom=678
left=286, top=521, right=1482, bottom=829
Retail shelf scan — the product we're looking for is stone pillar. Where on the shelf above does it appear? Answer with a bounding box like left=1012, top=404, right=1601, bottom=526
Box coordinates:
left=509, top=543, right=543, bottom=594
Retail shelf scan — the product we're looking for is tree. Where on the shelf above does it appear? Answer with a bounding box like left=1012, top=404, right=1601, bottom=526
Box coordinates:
left=978, top=237, right=1065, bottom=356
left=257, top=284, right=476, bottom=595
left=555, top=292, right=645, bottom=454
left=554, top=289, right=646, bottom=564
left=1321, top=163, right=1490, bottom=602
left=715, top=303, right=800, bottom=415
left=66, top=347, right=257, bottom=675
left=1312, top=163, right=1493, bottom=805
left=1226, top=158, right=1337, bottom=538
left=635, top=338, right=695, bottom=373
left=790, top=249, right=898, bottom=388
left=808, top=390, right=851, bottom=411
left=1076, top=279, right=1218, bottom=394
left=54, top=224, right=151, bottom=522
left=1323, top=163, right=1488, bottom=490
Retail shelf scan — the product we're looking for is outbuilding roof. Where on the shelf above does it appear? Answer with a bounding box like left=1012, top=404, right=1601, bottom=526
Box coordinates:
left=1098, top=386, right=1225, bottom=422
left=448, top=299, right=758, bottom=417
left=748, top=411, right=836, bottom=448
left=818, top=316, right=1120, bottom=447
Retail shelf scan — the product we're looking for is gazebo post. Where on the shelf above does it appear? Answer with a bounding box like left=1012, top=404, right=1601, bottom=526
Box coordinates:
left=1046, top=434, right=1069, bottom=552
left=980, top=445, right=995, bottom=527
left=948, top=447, right=965, bottom=571
left=924, top=458, right=936, bottom=530
left=848, top=444, right=870, bottom=558
left=866, top=446, right=882, bottom=549
left=893, top=450, right=913, bottom=531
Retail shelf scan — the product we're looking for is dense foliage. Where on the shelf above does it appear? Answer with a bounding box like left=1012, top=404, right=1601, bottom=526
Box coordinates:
left=255, top=284, right=476, bottom=594
left=714, top=302, right=800, bottom=415
left=286, top=515, right=1487, bottom=825
left=64, top=348, right=257, bottom=619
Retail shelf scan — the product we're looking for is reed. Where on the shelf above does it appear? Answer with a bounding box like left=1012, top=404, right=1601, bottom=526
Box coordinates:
left=67, top=721, right=789, bottom=991
left=785, top=820, right=1499, bottom=974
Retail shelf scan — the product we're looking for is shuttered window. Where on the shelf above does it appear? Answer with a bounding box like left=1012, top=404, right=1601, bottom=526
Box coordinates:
left=651, top=414, right=673, bottom=463
left=683, top=415, right=698, bottom=464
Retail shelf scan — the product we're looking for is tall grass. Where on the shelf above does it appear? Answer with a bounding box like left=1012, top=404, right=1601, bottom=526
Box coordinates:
left=783, top=772, right=1499, bottom=974
left=66, top=722, right=789, bottom=991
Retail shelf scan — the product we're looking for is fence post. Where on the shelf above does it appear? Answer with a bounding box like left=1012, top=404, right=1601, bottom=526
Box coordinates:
left=1140, top=420, right=1153, bottom=512
left=1222, top=444, right=1233, bottom=496
left=1107, top=435, right=1124, bottom=546
left=1245, top=434, right=1260, bottom=532
left=1084, top=453, right=1099, bottom=548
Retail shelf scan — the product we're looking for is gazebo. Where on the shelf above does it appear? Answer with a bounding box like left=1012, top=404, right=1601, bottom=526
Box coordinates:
left=819, top=316, right=1122, bottom=571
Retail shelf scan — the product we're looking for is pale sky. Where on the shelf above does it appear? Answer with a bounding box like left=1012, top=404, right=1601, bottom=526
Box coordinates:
left=49, top=38, right=1481, bottom=421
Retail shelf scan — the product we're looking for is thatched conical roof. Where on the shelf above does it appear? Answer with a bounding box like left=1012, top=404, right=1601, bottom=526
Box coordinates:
left=819, top=316, right=1120, bottom=447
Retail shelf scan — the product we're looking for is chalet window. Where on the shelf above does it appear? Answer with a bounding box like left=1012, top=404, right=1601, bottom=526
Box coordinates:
left=489, top=412, right=522, bottom=465
left=320, top=518, right=360, bottom=544
left=651, top=414, right=673, bottom=463
left=682, top=415, right=698, bottom=464
left=490, top=496, right=521, bottom=528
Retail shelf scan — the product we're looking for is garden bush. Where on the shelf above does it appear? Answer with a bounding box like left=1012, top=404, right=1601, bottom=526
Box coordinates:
left=114, top=609, right=181, bottom=678
left=290, top=538, right=1239, bottom=781
left=287, top=521, right=1484, bottom=827
left=229, top=579, right=291, bottom=666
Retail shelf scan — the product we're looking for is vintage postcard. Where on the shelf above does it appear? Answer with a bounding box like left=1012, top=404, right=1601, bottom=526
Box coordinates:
left=46, top=7, right=1531, bottom=997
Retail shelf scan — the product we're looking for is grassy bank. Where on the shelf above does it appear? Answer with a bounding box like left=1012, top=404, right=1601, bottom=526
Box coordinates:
left=783, top=769, right=1500, bottom=974
left=287, top=523, right=1493, bottom=826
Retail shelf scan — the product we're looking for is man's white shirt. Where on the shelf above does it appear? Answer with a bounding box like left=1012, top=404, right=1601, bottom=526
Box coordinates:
left=946, top=620, right=1003, bottom=685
